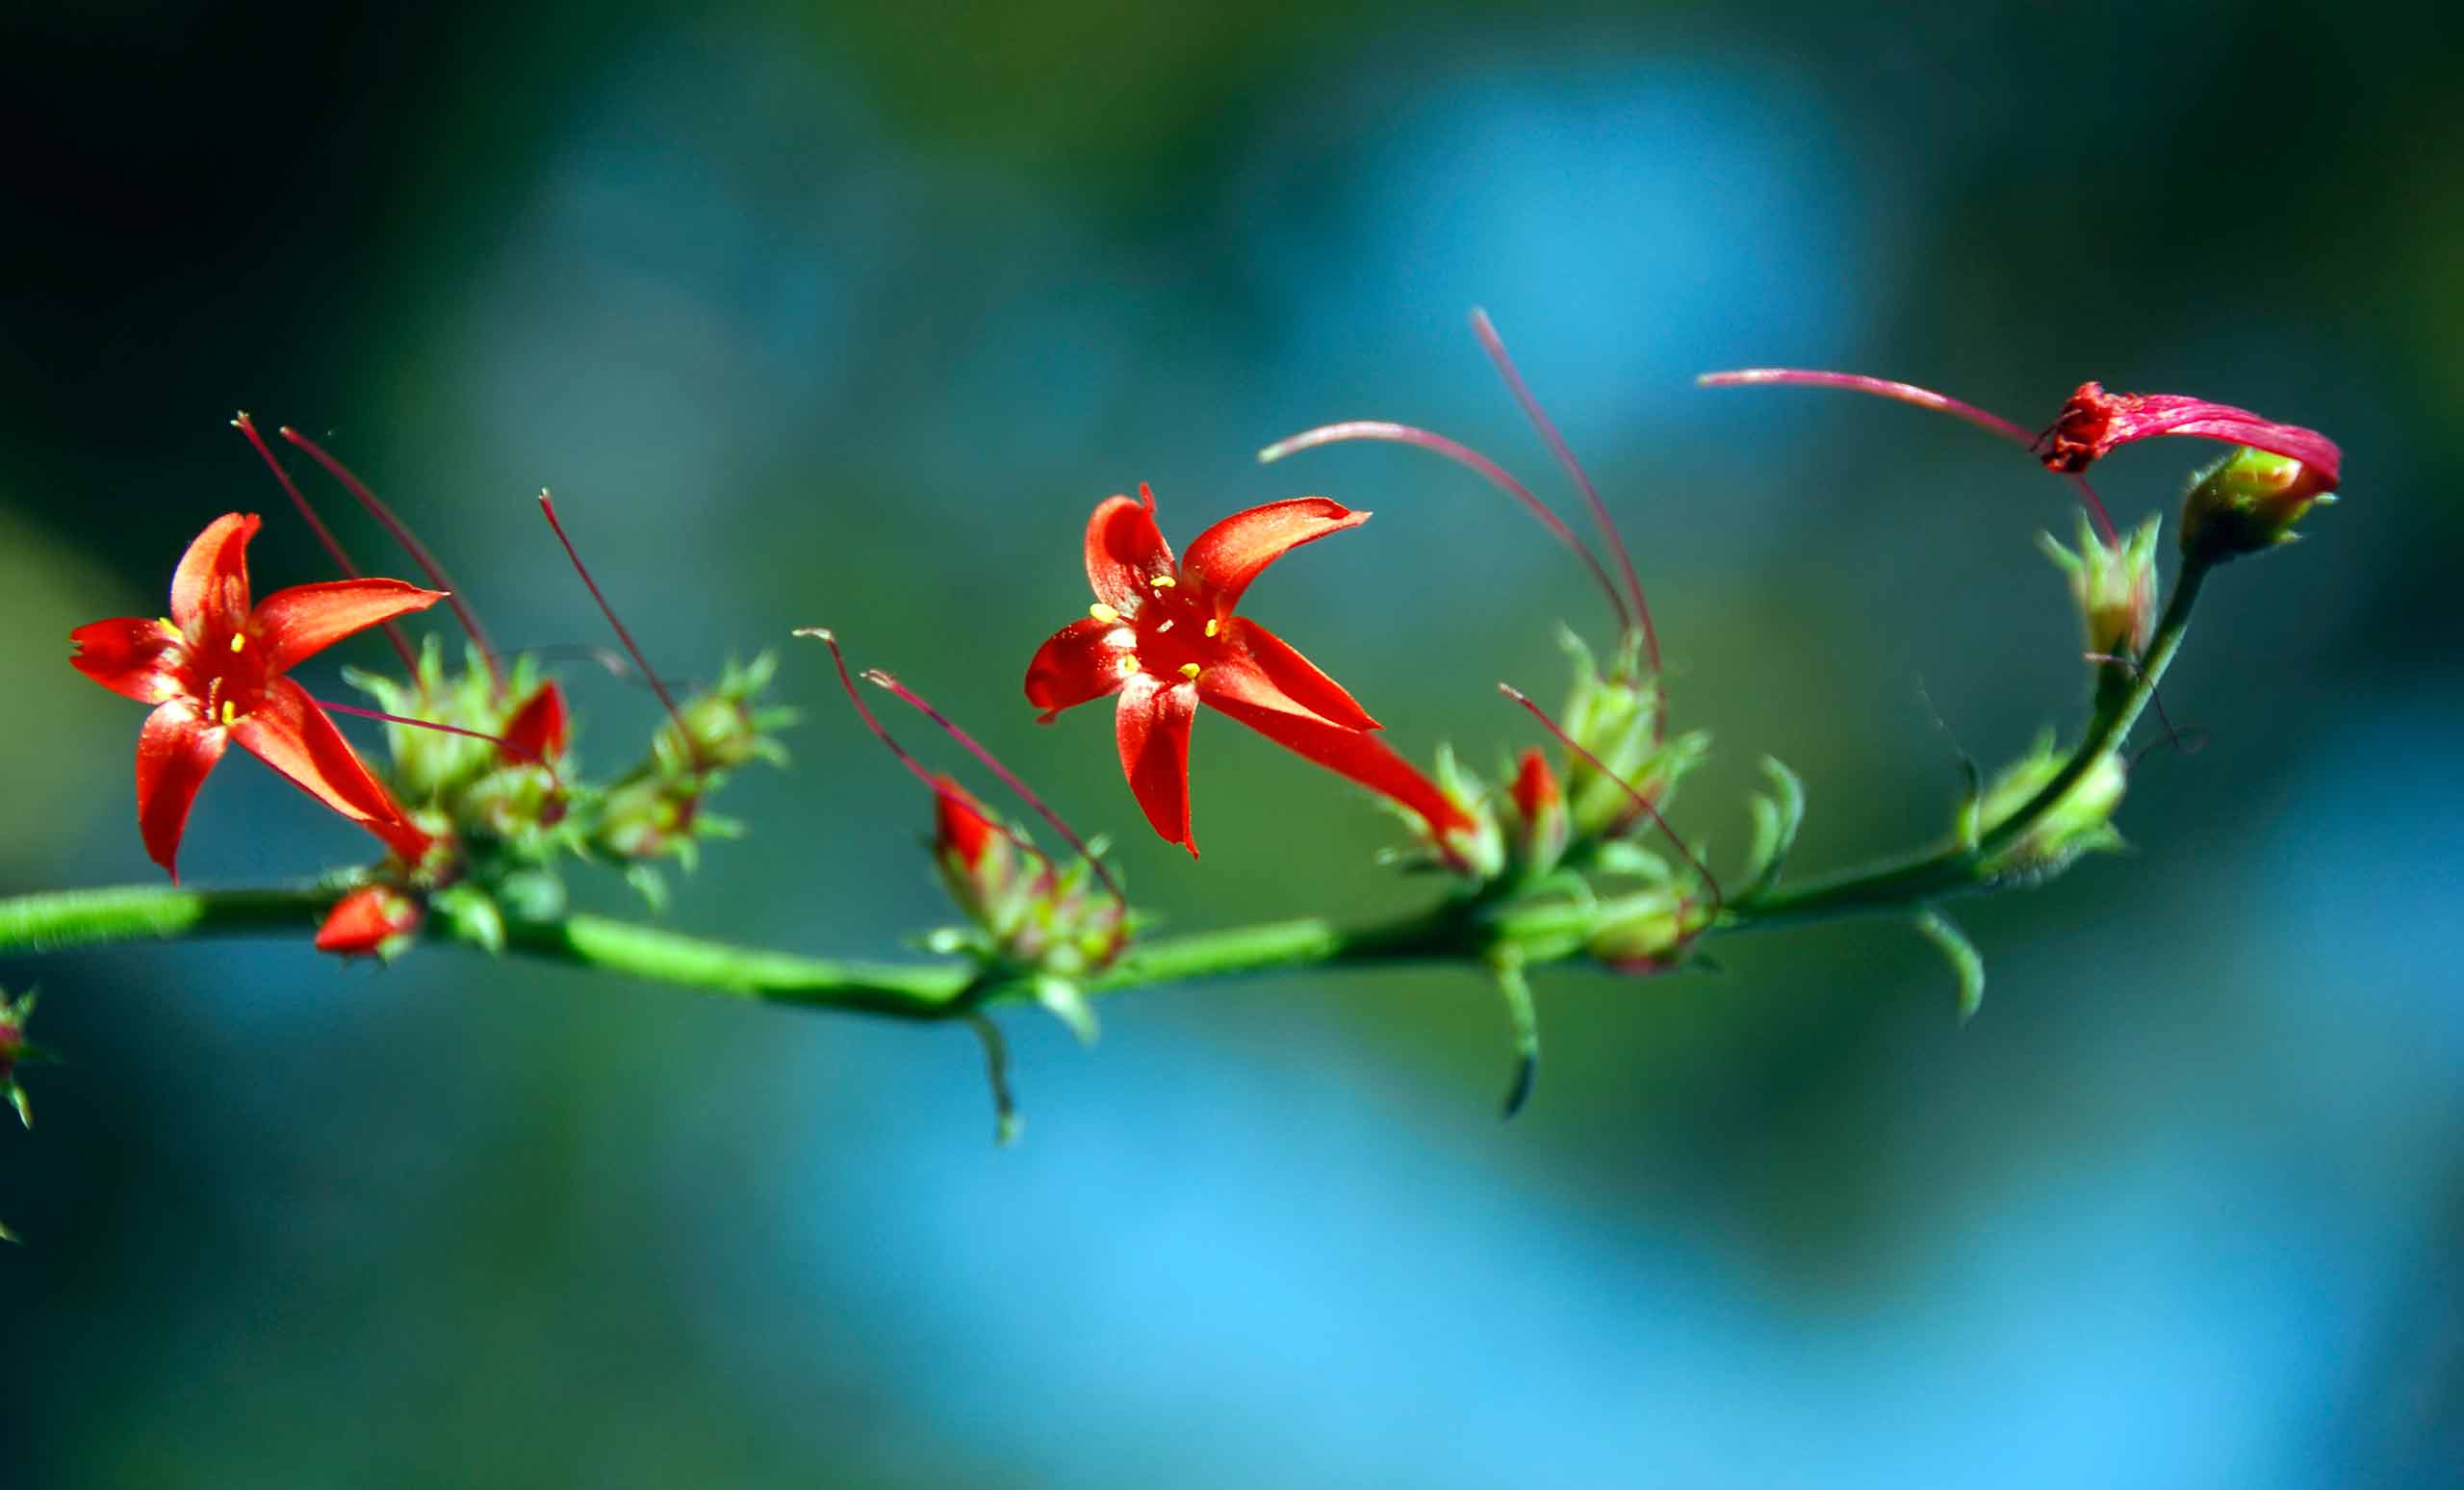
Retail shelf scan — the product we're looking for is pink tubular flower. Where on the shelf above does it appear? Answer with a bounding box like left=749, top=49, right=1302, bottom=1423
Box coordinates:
left=1023, top=483, right=1477, bottom=857
left=2032, top=381, right=2343, bottom=488
left=68, top=512, right=445, bottom=880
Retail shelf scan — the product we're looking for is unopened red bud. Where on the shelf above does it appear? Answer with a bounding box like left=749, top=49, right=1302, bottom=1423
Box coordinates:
left=500, top=680, right=570, bottom=762
left=1506, top=748, right=1570, bottom=878
left=316, top=886, right=424, bottom=960
left=933, top=774, right=1000, bottom=872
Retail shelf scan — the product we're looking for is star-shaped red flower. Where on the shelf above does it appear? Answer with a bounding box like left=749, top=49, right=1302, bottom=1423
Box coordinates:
left=69, top=512, right=445, bottom=880
left=1024, top=484, right=1475, bottom=857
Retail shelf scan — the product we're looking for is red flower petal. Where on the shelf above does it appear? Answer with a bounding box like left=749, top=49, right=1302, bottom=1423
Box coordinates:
left=500, top=680, right=571, bottom=762
left=1219, top=616, right=1379, bottom=732
left=1115, top=672, right=1199, bottom=856
left=1024, top=615, right=1133, bottom=719
left=228, top=677, right=430, bottom=861
left=1197, top=655, right=1474, bottom=837
left=70, top=616, right=184, bottom=704
left=1180, top=498, right=1369, bottom=611
left=2035, top=383, right=2343, bottom=485
left=1083, top=484, right=1175, bottom=612
left=135, top=701, right=228, bottom=881
left=167, top=512, right=261, bottom=640
left=253, top=578, right=449, bottom=674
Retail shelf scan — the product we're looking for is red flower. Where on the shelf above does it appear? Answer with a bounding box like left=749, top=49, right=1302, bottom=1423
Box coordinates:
left=2034, top=382, right=2343, bottom=487
left=69, top=512, right=446, bottom=880
left=1023, top=483, right=1476, bottom=857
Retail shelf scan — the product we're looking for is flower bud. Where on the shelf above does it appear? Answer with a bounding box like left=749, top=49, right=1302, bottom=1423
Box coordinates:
left=1505, top=749, right=1570, bottom=878
left=2040, top=513, right=2160, bottom=659
left=315, top=886, right=424, bottom=960
left=1585, top=888, right=1710, bottom=973
left=1972, top=733, right=2128, bottom=883
left=928, top=777, right=1128, bottom=979
left=2180, top=446, right=2338, bottom=564
left=654, top=654, right=793, bottom=775
left=1552, top=630, right=1706, bottom=844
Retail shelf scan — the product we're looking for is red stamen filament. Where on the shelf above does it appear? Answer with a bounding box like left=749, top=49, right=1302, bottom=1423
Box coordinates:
left=1259, top=420, right=1631, bottom=635
left=1696, top=368, right=2118, bottom=544
left=1500, top=682, right=1723, bottom=931
left=307, top=695, right=563, bottom=788
left=534, top=489, right=694, bottom=765
left=863, top=665, right=1127, bottom=905
left=795, top=628, right=1047, bottom=871
left=231, top=413, right=420, bottom=673
left=1469, top=309, right=1660, bottom=676
left=278, top=425, right=505, bottom=689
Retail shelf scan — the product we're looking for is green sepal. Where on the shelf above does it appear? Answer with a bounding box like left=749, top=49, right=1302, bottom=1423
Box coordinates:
left=623, top=863, right=671, bottom=915
left=1739, top=756, right=1807, bottom=898
left=1912, top=904, right=1986, bottom=1023
left=431, top=884, right=505, bottom=956
left=1034, top=975, right=1101, bottom=1047
left=1490, top=954, right=1540, bottom=1119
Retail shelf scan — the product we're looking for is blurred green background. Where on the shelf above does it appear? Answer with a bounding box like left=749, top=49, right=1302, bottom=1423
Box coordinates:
left=5, top=1, right=2459, bottom=1484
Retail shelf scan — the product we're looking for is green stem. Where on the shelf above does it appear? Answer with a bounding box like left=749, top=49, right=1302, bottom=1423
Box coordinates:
left=1727, top=555, right=2211, bottom=926
left=0, top=563, right=2214, bottom=1014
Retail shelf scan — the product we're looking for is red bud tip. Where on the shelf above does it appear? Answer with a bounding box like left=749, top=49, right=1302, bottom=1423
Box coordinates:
left=315, top=886, right=424, bottom=958
left=1510, top=747, right=1560, bottom=817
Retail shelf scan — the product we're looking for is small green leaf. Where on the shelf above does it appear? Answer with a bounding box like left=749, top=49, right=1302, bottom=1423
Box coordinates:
left=1741, top=756, right=1807, bottom=897
left=8, top=1079, right=30, bottom=1130
left=623, top=863, right=671, bottom=915
left=1034, top=976, right=1101, bottom=1047
left=1912, top=905, right=1986, bottom=1023
left=1491, top=955, right=1540, bottom=1119
left=966, top=1015, right=1022, bottom=1147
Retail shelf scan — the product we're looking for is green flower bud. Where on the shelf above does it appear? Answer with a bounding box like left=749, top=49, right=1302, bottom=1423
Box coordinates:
left=2181, top=446, right=2338, bottom=564
left=1972, top=732, right=2128, bottom=883
left=1584, top=888, right=1710, bottom=973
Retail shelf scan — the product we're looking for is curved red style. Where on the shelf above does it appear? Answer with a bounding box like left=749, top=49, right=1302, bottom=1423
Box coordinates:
left=69, top=512, right=445, bottom=880
left=1023, top=484, right=1475, bottom=857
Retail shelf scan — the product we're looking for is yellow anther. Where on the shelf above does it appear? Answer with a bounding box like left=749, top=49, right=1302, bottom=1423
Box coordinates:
left=1178, top=663, right=1201, bottom=681
left=157, top=618, right=182, bottom=640
left=1156, top=619, right=1174, bottom=633
left=218, top=699, right=238, bottom=727
left=1148, top=574, right=1176, bottom=588
left=1203, top=618, right=1219, bottom=638
left=1117, top=655, right=1141, bottom=677
left=1089, top=602, right=1120, bottom=624
left=229, top=632, right=246, bottom=653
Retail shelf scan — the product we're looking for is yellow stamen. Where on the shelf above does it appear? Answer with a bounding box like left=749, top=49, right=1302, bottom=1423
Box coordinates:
left=1148, top=574, right=1175, bottom=588
left=1117, top=655, right=1141, bottom=677
left=219, top=699, right=238, bottom=727
left=1089, top=602, right=1120, bottom=624
left=1178, top=663, right=1201, bottom=681
left=1203, top=618, right=1219, bottom=638
left=157, top=618, right=182, bottom=640
left=1156, top=619, right=1173, bottom=633
left=229, top=632, right=246, bottom=653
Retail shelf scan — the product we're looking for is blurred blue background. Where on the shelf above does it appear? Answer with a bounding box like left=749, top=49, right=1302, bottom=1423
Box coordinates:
left=4, top=2, right=2459, bottom=1484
